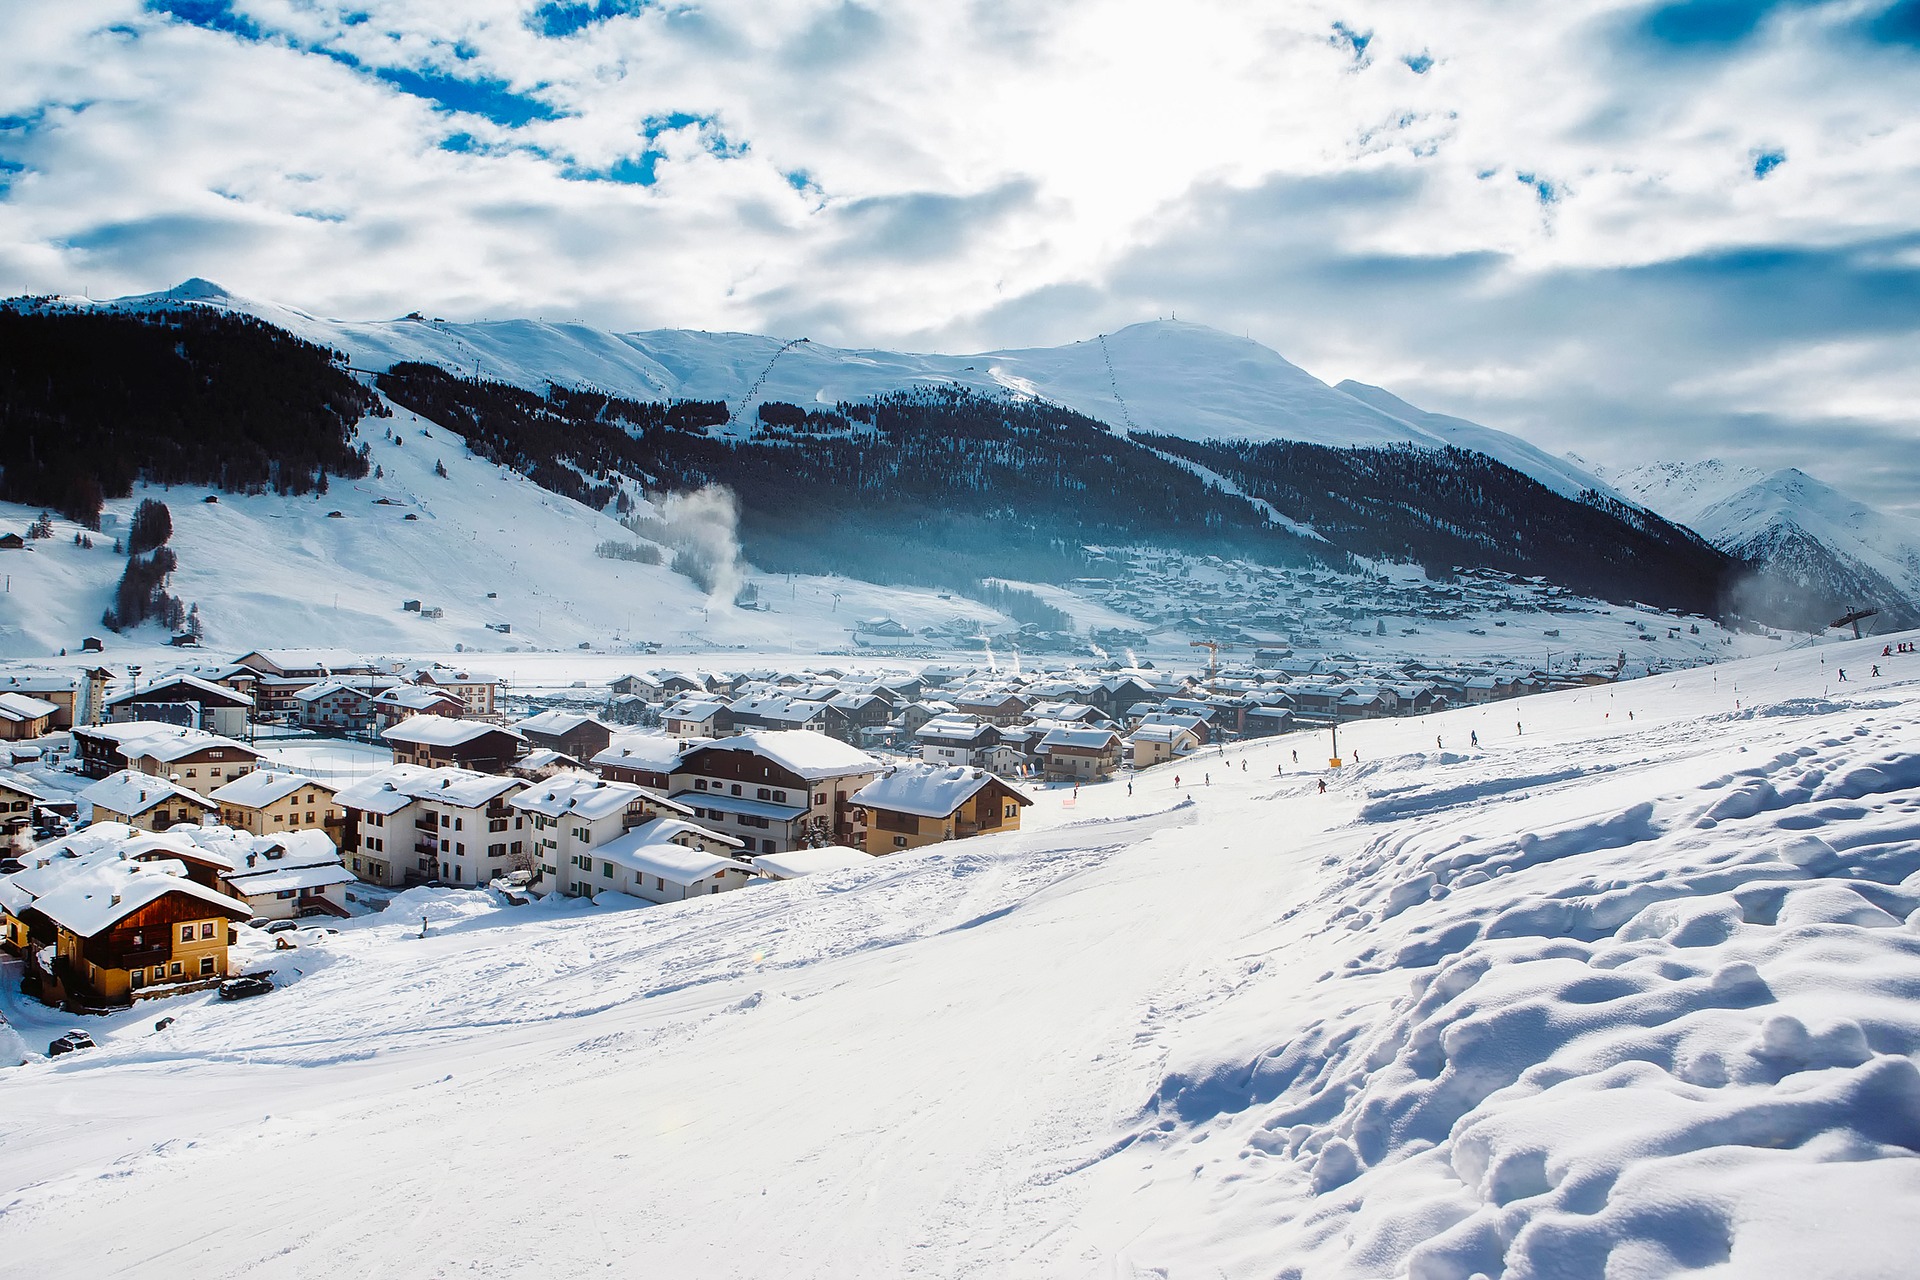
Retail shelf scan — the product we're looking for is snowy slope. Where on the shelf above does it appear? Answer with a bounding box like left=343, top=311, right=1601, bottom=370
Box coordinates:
left=83, top=283, right=1628, bottom=506
left=0, top=394, right=1011, bottom=659
left=4, top=633, right=1919, bottom=1276
left=1607, top=460, right=1920, bottom=624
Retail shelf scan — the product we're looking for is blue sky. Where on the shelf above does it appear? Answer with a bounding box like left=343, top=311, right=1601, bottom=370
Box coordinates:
left=1, top=0, right=1917, bottom=511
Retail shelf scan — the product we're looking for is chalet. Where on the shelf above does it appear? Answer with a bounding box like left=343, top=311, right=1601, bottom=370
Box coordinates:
left=608, top=673, right=663, bottom=700
left=607, top=692, right=653, bottom=725
left=592, top=733, right=692, bottom=790
left=121, top=730, right=260, bottom=797
left=662, top=696, right=732, bottom=738
left=0, top=692, right=59, bottom=740
left=510, top=748, right=588, bottom=781
left=553, top=818, right=749, bottom=904
left=294, top=679, right=390, bottom=733
left=6, top=856, right=249, bottom=1006
left=1135, top=711, right=1212, bottom=744
left=406, top=665, right=501, bottom=718
left=516, top=710, right=615, bottom=761
left=657, top=672, right=710, bottom=696
left=915, top=714, right=1000, bottom=768
left=670, top=731, right=881, bottom=855
left=374, top=684, right=464, bottom=730
left=750, top=846, right=877, bottom=881
left=851, top=765, right=1032, bottom=854
left=334, top=765, right=529, bottom=887
left=824, top=692, right=895, bottom=743
left=381, top=717, right=524, bottom=774
left=1243, top=705, right=1296, bottom=738
left=0, top=668, right=112, bottom=729
left=215, top=829, right=354, bottom=920
left=210, top=770, right=340, bottom=841
left=0, top=769, right=53, bottom=821
left=0, top=532, right=21, bottom=549
left=81, top=770, right=217, bottom=832
left=1036, top=727, right=1124, bottom=781
left=897, top=699, right=957, bottom=737
left=1127, top=722, right=1202, bottom=768
left=726, top=694, right=835, bottom=735
left=105, top=674, right=253, bottom=737
left=512, top=772, right=699, bottom=897
left=952, top=691, right=1030, bottom=726
left=227, top=649, right=380, bottom=713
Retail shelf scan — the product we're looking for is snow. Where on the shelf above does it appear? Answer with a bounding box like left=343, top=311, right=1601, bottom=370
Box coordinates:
left=206, top=770, right=322, bottom=808
left=26, top=858, right=248, bottom=938
left=691, top=728, right=879, bottom=780
left=592, top=731, right=694, bottom=772
left=750, top=846, right=877, bottom=879
left=852, top=763, right=1022, bottom=819
left=596, top=824, right=747, bottom=882
left=5, top=634, right=1920, bottom=1266
left=508, top=770, right=646, bottom=821
left=331, top=764, right=519, bottom=813
left=79, top=770, right=211, bottom=819
left=379, top=715, right=520, bottom=748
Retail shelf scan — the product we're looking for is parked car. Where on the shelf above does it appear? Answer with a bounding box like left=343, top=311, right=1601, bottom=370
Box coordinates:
left=48, top=1030, right=96, bottom=1056
left=264, top=919, right=302, bottom=934
left=218, top=976, right=273, bottom=1000
left=244, top=917, right=272, bottom=930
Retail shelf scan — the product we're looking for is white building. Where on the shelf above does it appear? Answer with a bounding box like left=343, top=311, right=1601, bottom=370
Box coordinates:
left=510, top=771, right=695, bottom=898
left=334, top=765, right=529, bottom=887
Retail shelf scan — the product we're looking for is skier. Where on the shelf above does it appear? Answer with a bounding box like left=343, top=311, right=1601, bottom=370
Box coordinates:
left=1317, top=778, right=1327, bottom=794
left=1292, top=750, right=1299, bottom=764
left=1470, top=730, right=1479, bottom=747
left=1838, top=669, right=1848, bottom=682
left=1174, top=774, right=1181, bottom=788
left=1436, top=735, right=1442, bottom=749
left=1872, top=665, right=1881, bottom=677
left=1127, top=780, right=1133, bottom=796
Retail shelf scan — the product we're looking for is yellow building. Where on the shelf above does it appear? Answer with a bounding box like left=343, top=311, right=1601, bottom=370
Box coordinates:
left=24, top=862, right=250, bottom=1006
left=211, top=770, right=341, bottom=841
left=80, top=769, right=216, bottom=832
left=851, top=764, right=1032, bottom=855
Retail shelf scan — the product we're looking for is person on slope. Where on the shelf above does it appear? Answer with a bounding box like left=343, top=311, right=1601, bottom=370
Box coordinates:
left=1318, top=778, right=1327, bottom=794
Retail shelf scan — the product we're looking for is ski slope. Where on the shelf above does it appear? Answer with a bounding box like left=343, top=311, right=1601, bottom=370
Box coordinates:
left=3, top=632, right=1918, bottom=1277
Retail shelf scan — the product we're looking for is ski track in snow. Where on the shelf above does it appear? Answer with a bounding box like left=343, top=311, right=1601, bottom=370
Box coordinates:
left=3, top=640, right=1920, bottom=1276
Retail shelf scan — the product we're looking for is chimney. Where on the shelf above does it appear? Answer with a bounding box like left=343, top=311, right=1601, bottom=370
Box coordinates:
left=110, top=893, right=121, bottom=906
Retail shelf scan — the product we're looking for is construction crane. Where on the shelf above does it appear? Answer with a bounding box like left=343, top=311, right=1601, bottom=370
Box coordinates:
left=1830, top=608, right=1880, bottom=640
left=1190, top=639, right=1229, bottom=677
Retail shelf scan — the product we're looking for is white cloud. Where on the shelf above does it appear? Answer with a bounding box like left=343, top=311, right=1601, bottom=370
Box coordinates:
left=1, top=0, right=1916, bottom=508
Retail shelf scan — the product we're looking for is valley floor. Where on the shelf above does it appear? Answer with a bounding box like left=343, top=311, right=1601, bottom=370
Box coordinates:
left=2, top=634, right=1918, bottom=1277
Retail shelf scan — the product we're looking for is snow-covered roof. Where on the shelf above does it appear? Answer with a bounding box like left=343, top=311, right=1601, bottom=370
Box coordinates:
left=223, top=862, right=356, bottom=896
left=1037, top=727, right=1122, bottom=751
left=117, top=728, right=257, bottom=764
left=516, top=709, right=605, bottom=736
left=107, top=673, right=252, bottom=708
left=852, top=765, right=1029, bottom=819
left=509, top=770, right=648, bottom=821
left=916, top=713, right=993, bottom=742
left=335, top=765, right=523, bottom=813
left=687, top=730, right=879, bottom=781
left=210, top=770, right=329, bottom=808
left=82, top=770, right=214, bottom=818
left=293, top=678, right=391, bottom=704
left=597, top=821, right=747, bottom=882
left=0, top=768, right=53, bottom=801
left=375, top=685, right=464, bottom=711
left=234, top=648, right=372, bottom=673
left=750, top=847, right=877, bottom=880
left=1128, top=723, right=1197, bottom=744
left=30, top=860, right=250, bottom=937
left=0, top=692, right=60, bottom=723
left=381, top=716, right=523, bottom=748
left=592, top=732, right=693, bottom=772
left=682, top=792, right=807, bottom=821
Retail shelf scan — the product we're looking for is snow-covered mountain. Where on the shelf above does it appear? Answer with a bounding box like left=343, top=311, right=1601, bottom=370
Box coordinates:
left=1602, top=460, right=1920, bottom=630
left=95, top=281, right=1625, bottom=506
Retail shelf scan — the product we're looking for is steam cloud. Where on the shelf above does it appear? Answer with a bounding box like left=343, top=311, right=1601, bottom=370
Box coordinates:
left=635, top=484, right=747, bottom=609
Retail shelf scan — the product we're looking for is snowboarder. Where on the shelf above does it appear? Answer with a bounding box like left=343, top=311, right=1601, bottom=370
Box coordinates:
left=1470, top=730, right=1479, bottom=747
left=1872, top=665, right=1881, bottom=677
left=1838, top=669, right=1848, bottom=682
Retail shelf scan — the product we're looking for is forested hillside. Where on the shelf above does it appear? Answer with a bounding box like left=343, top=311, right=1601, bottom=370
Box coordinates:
left=377, top=365, right=1333, bottom=587
left=1134, top=433, right=1739, bottom=616
left=0, top=307, right=380, bottom=522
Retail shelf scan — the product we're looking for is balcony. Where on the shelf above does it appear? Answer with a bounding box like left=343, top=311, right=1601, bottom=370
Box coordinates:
left=414, top=815, right=439, bottom=831
left=414, top=840, right=439, bottom=858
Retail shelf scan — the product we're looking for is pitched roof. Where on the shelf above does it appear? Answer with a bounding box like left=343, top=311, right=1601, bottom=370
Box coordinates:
left=0, top=768, right=53, bottom=802
left=335, top=765, right=524, bottom=812
left=381, top=716, right=523, bottom=748
left=106, top=673, right=252, bottom=708
left=597, top=820, right=747, bottom=882
left=30, top=860, right=250, bottom=937
left=209, top=770, right=329, bottom=808
left=591, top=732, right=694, bottom=772
left=0, top=692, right=60, bottom=723
left=852, top=764, right=1029, bottom=819
left=509, top=770, right=648, bottom=821
left=687, top=730, right=878, bottom=781
left=516, top=709, right=606, bottom=736
left=82, top=770, right=215, bottom=818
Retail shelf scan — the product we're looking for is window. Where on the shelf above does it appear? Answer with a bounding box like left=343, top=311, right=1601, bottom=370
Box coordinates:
left=893, top=836, right=908, bottom=848
left=815, top=792, right=826, bottom=806
left=655, top=876, right=665, bottom=891
left=757, top=787, right=770, bottom=800
left=200, top=956, right=216, bottom=976
left=762, top=839, right=775, bottom=854
left=200, top=922, right=214, bottom=939
left=131, top=969, right=145, bottom=988
left=602, top=862, right=613, bottom=878
left=306, top=812, right=315, bottom=824
left=278, top=889, right=296, bottom=899
left=180, top=925, right=194, bottom=943
left=170, top=961, right=184, bottom=977
left=185, top=768, right=197, bottom=777
left=454, top=818, right=462, bottom=830
left=773, top=791, right=787, bottom=803
left=695, top=778, right=708, bottom=790
left=730, top=784, right=742, bottom=796
left=351, top=858, right=361, bottom=872
left=273, top=813, right=285, bottom=824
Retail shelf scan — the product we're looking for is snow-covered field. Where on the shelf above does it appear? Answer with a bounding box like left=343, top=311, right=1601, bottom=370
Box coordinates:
left=3, top=633, right=1918, bottom=1278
